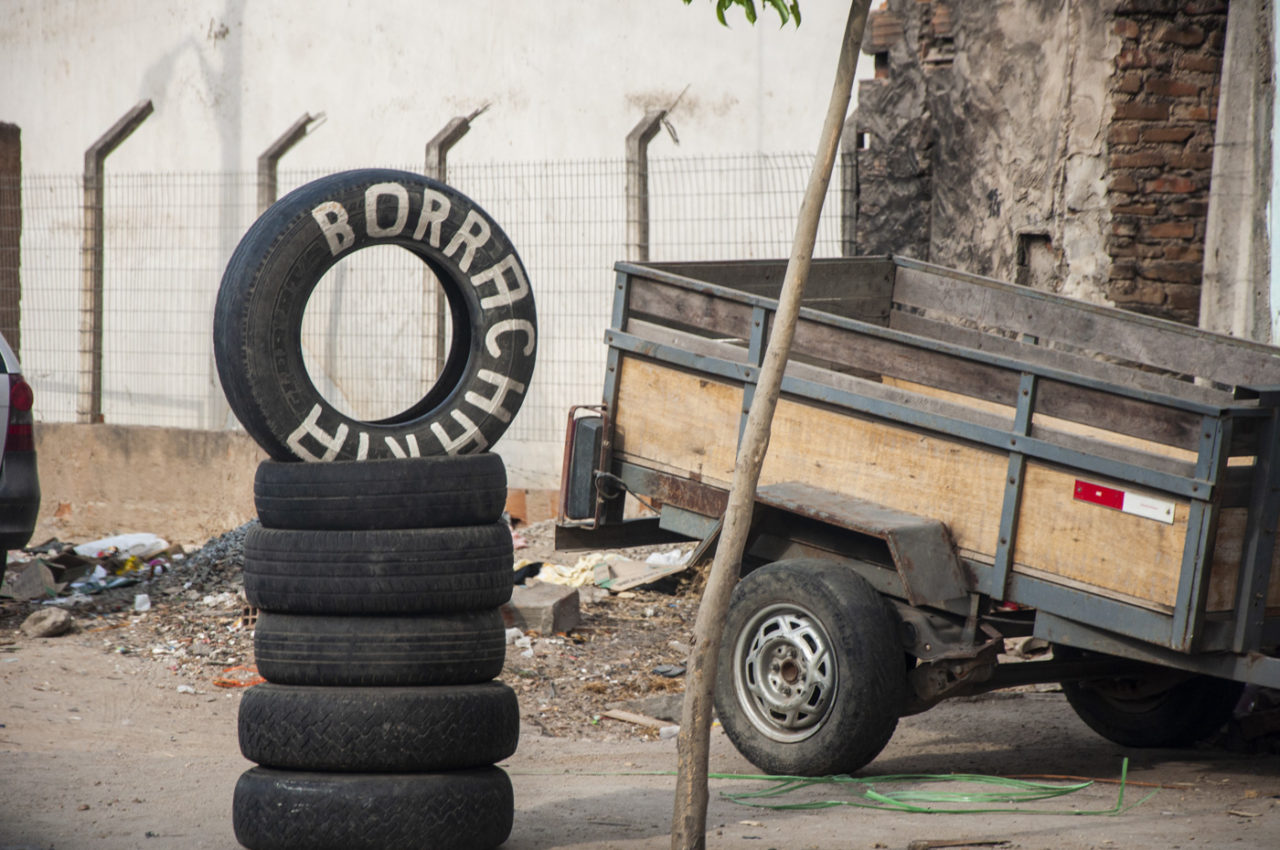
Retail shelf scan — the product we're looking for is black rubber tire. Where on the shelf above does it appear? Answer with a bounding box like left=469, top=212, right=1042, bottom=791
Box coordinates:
left=1060, top=654, right=1244, bottom=748
left=714, top=558, right=905, bottom=776
left=254, top=454, right=507, bottom=530
left=253, top=609, right=506, bottom=686
left=214, top=168, right=537, bottom=462
left=238, top=682, right=519, bottom=772
left=243, top=523, right=513, bottom=615
left=233, top=766, right=512, bottom=850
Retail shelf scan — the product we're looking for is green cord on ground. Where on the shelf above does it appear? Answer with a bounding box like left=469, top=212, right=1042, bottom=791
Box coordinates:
left=712, top=757, right=1157, bottom=815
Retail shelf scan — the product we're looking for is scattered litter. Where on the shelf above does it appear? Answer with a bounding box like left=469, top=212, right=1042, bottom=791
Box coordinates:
left=213, top=665, right=266, bottom=688
left=600, top=708, right=668, bottom=729
left=133, top=594, right=151, bottom=613
left=512, top=560, right=543, bottom=585
left=715, top=758, right=1155, bottom=815
left=73, top=532, right=170, bottom=560
left=659, top=725, right=680, bottom=740
left=176, top=684, right=196, bottom=695
left=505, top=627, right=525, bottom=645
left=1227, top=809, right=1263, bottom=818
left=646, top=549, right=688, bottom=567
left=651, top=664, right=685, bottom=678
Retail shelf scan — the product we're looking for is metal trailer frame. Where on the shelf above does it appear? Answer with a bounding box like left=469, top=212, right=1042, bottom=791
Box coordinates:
left=563, top=255, right=1280, bottom=689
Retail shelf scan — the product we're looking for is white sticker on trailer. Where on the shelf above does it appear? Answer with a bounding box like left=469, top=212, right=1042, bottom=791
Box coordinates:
left=1121, top=492, right=1176, bottom=524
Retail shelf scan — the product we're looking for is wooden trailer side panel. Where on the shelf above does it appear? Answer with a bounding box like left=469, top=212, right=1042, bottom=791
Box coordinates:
left=612, top=356, right=1216, bottom=612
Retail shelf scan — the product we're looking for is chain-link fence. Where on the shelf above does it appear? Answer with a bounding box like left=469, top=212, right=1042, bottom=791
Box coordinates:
left=7, top=153, right=850, bottom=484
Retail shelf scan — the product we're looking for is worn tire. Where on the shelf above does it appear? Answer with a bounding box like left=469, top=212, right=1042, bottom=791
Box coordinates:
left=1059, top=650, right=1243, bottom=748
left=238, top=682, right=519, bottom=772
left=254, top=454, right=507, bottom=530
left=233, top=766, right=513, bottom=850
left=714, top=558, right=905, bottom=776
left=243, top=524, right=513, bottom=615
left=253, top=610, right=506, bottom=686
left=214, top=168, right=537, bottom=462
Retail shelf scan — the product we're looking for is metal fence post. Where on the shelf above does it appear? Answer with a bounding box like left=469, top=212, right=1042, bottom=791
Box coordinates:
left=424, top=107, right=487, bottom=376
left=839, top=113, right=859, bottom=257
left=80, top=100, right=152, bottom=424
left=0, top=123, right=20, bottom=357
left=626, top=110, right=666, bottom=263
left=257, top=113, right=324, bottom=215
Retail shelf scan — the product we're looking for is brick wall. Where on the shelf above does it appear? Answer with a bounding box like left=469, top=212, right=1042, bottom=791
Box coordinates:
left=1106, top=1, right=1226, bottom=323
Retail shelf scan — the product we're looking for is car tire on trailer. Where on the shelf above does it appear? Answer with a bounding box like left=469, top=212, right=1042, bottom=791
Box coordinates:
left=714, top=558, right=906, bottom=777
left=233, top=766, right=513, bottom=850
left=1058, top=650, right=1244, bottom=748
left=238, top=682, right=519, bottom=772
left=254, top=454, right=508, bottom=530
left=253, top=609, right=506, bottom=687
left=243, top=524, right=513, bottom=615
left=214, top=168, right=536, bottom=462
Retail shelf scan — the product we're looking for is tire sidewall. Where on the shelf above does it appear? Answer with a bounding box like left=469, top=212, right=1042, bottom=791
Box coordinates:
left=215, top=168, right=536, bottom=462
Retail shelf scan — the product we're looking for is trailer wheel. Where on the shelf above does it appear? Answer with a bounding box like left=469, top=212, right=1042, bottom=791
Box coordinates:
left=214, top=168, right=536, bottom=462
left=1060, top=653, right=1243, bottom=748
left=714, top=558, right=905, bottom=776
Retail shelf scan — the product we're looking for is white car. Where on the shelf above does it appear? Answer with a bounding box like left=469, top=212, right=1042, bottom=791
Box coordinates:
left=0, top=331, right=39, bottom=585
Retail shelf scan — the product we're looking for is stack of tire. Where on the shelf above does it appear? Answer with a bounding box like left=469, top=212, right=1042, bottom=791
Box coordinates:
left=231, top=456, right=518, bottom=849
left=212, top=170, right=538, bottom=850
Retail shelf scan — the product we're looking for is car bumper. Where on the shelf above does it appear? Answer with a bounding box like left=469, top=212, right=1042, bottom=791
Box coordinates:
left=0, top=451, right=40, bottom=551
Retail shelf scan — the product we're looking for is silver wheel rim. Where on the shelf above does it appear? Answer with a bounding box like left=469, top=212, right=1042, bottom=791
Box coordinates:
left=732, top=602, right=837, bottom=743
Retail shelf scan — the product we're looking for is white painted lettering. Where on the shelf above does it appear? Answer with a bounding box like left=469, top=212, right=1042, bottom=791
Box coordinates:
left=311, top=201, right=356, bottom=257
left=471, top=254, right=530, bottom=310
left=442, top=209, right=491, bottom=272
left=465, top=370, right=526, bottom=423
left=430, top=410, right=489, bottom=455
left=355, top=431, right=369, bottom=460
left=365, top=182, right=410, bottom=238
left=484, top=318, right=537, bottom=357
left=411, top=189, right=451, bottom=247
left=383, top=434, right=421, bottom=459
left=286, top=404, right=349, bottom=461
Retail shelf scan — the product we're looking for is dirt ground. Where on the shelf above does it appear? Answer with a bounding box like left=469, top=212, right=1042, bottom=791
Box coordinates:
left=2, top=521, right=1280, bottom=849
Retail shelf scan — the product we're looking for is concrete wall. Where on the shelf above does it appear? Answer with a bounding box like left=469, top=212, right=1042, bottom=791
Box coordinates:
left=32, top=424, right=265, bottom=546
left=0, top=1, right=867, bottom=174
left=30, top=424, right=562, bottom=546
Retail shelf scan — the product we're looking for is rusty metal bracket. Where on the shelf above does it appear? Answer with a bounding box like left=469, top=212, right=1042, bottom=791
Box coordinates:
left=756, top=481, right=970, bottom=608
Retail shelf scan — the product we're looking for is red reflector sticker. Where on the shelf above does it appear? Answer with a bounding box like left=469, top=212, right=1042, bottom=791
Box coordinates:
left=1074, top=480, right=1175, bottom=524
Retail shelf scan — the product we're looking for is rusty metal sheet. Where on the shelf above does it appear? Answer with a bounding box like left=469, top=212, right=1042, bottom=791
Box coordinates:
left=756, top=481, right=970, bottom=608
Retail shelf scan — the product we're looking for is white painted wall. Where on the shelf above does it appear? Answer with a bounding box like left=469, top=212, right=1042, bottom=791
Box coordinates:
left=0, top=0, right=862, bottom=173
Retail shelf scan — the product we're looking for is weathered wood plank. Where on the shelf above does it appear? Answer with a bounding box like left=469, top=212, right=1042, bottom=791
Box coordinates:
left=628, top=277, right=755, bottom=341
left=1207, top=508, right=1280, bottom=611
left=617, top=323, right=1201, bottom=483
left=1012, top=463, right=1191, bottom=609
left=797, top=312, right=1204, bottom=449
left=893, top=265, right=1280, bottom=389
left=889, top=310, right=1238, bottom=407
left=644, top=257, right=895, bottom=324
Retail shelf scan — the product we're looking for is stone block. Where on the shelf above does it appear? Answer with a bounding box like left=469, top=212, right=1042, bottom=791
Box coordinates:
left=501, top=582, right=580, bottom=635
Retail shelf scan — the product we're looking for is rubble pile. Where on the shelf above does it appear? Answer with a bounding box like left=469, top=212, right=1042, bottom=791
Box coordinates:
left=1, top=522, right=259, bottom=683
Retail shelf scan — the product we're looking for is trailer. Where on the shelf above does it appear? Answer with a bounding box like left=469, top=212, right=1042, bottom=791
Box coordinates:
left=557, top=255, right=1280, bottom=776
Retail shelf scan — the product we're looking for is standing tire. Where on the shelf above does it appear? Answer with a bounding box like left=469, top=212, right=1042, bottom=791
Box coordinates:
left=714, top=558, right=905, bottom=777
left=214, top=168, right=537, bottom=462
left=1059, top=650, right=1243, bottom=748
left=233, top=766, right=513, bottom=850
left=254, top=454, right=508, bottom=530
left=243, top=524, right=514, bottom=615
left=238, top=682, right=519, bottom=772
left=253, top=610, right=506, bottom=687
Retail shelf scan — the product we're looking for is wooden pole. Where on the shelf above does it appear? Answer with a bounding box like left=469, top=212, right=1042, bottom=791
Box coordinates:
left=669, top=3, right=873, bottom=847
